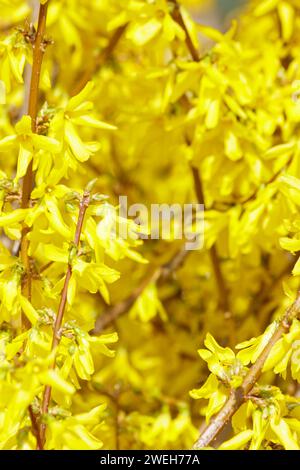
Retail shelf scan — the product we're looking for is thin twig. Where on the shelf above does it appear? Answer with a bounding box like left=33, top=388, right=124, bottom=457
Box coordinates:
left=92, top=246, right=188, bottom=335
left=39, top=261, right=53, bottom=274
left=72, top=23, right=128, bottom=96
left=193, top=290, right=300, bottom=449
left=0, top=23, right=15, bottom=32
left=169, top=0, right=200, bottom=62
left=28, top=405, right=43, bottom=450
left=19, top=0, right=49, bottom=451
left=39, top=189, right=91, bottom=447
left=20, top=1, right=49, bottom=324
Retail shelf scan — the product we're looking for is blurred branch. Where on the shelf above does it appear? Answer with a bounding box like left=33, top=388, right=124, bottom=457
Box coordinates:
left=28, top=405, right=43, bottom=450
left=20, top=2, right=50, bottom=446
left=190, top=164, right=235, bottom=345
left=21, top=1, right=49, bottom=323
left=259, top=255, right=298, bottom=331
left=169, top=0, right=200, bottom=62
left=171, top=0, right=235, bottom=344
left=72, top=23, right=128, bottom=96
left=92, top=246, right=188, bottom=335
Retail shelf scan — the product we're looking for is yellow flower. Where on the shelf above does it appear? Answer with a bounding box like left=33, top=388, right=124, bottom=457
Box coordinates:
left=0, top=115, right=60, bottom=180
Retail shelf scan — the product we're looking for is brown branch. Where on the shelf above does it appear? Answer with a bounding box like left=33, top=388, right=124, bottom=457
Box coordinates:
left=72, top=23, right=128, bottom=96
left=160, top=245, right=188, bottom=279
left=19, top=1, right=49, bottom=449
left=39, top=260, right=53, bottom=274
left=190, top=165, right=205, bottom=204
left=92, top=267, right=160, bottom=333
left=169, top=0, right=200, bottom=63
left=193, top=290, right=300, bottom=449
left=19, top=1, right=50, bottom=450
left=39, top=189, right=91, bottom=447
left=28, top=405, right=43, bottom=450
left=96, top=24, right=128, bottom=66
left=92, top=246, right=188, bottom=335
left=0, top=22, right=15, bottom=32
left=20, top=1, right=49, bottom=325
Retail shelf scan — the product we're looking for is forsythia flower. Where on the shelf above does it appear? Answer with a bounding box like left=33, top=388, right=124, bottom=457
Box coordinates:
left=0, top=115, right=60, bottom=180
left=2, top=0, right=300, bottom=452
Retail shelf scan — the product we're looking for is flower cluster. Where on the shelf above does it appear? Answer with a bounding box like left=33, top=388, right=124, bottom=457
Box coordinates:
left=2, top=0, right=300, bottom=451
